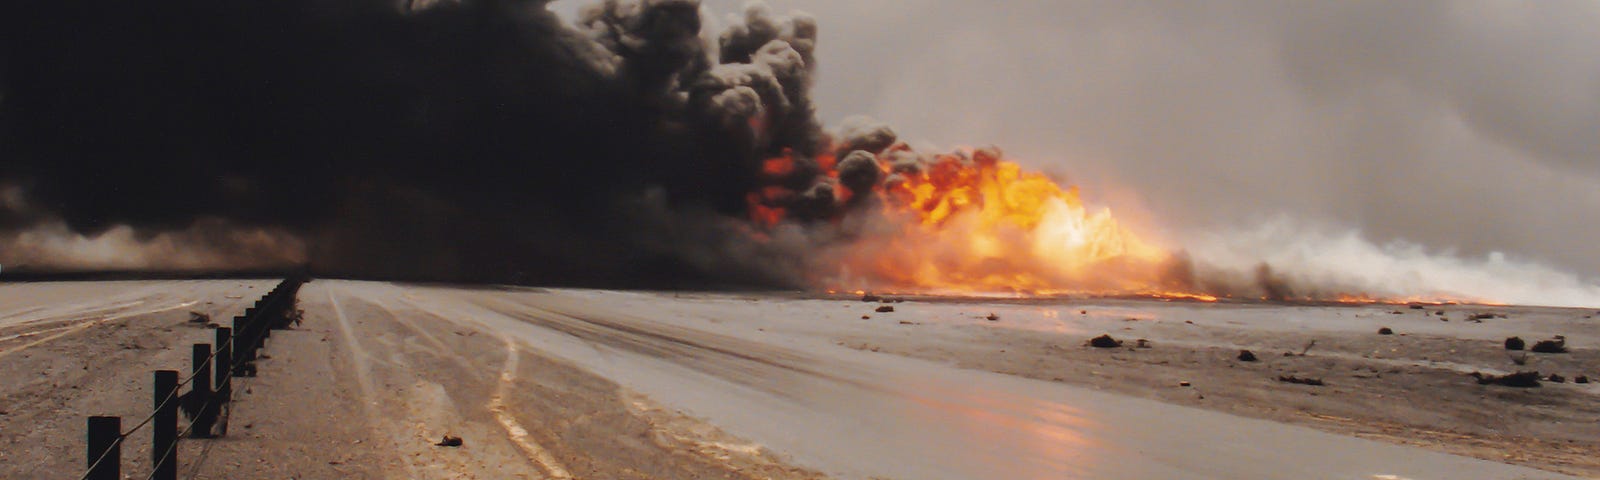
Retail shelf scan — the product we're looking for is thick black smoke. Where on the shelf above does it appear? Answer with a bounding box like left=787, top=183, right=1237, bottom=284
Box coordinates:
left=0, top=0, right=830, bottom=285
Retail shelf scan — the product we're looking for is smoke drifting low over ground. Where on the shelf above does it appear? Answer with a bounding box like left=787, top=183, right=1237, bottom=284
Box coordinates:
left=3, top=0, right=1598, bottom=306
left=0, top=0, right=908, bottom=287
left=2, top=0, right=805, bottom=284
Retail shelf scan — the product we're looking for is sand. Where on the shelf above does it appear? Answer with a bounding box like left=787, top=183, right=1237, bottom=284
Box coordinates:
left=0, top=279, right=1593, bottom=479
left=0, top=280, right=277, bottom=478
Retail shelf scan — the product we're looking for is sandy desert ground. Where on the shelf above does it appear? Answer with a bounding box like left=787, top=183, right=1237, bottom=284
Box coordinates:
left=0, top=279, right=1595, bottom=479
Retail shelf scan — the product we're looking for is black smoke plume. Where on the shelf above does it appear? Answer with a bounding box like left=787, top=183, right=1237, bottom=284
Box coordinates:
left=1, top=0, right=831, bottom=285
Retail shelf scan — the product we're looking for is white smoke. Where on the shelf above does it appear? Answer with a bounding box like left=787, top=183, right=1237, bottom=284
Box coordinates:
left=1188, top=217, right=1600, bottom=308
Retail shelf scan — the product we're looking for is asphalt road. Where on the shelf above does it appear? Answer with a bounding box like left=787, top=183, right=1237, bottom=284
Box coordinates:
left=326, top=281, right=1577, bottom=480
left=0, top=280, right=1581, bottom=479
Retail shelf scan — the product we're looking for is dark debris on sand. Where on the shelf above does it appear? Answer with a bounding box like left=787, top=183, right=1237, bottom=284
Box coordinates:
left=1530, top=336, right=1568, bottom=354
left=1472, top=371, right=1541, bottom=388
left=1277, top=375, right=1325, bottom=386
left=1466, top=312, right=1505, bottom=323
left=1087, top=334, right=1122, bottom=348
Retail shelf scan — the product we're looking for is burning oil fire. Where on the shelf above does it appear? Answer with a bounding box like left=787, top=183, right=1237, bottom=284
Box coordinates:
left=747, top=143, right=1210, bottom=300
left=740, top=138, right=1527, bottom=306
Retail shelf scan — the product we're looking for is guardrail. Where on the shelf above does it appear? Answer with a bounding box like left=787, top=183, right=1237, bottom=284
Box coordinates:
left=79, top=277, right=305, bottom=480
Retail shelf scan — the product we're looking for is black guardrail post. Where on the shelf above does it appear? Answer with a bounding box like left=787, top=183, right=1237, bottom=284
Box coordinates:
left=85, top=416, right=120, bottom=480
left=152, top=370, right=178, bottom=480
left=214, top=327, right=232, bottom=405
left=239, top=315, right=257, bottom=364
left=267, top=288, right=283, bottom=328
left=257, top=300, right=271, bottom=339
left=244, top=306, right=263, bottom=348
left=189, top=344, right=215, bottom=438
left=77, top=278, right=308, bottom=480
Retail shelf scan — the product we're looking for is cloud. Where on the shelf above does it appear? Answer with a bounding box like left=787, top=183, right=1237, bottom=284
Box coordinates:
left=7, top=0, right=1599, bottom=301
left=674, top=0, right=1600, bottom=278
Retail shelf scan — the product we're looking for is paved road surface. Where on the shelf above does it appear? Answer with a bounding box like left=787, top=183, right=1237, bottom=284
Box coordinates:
left=0, top=280, right=1577, bottom=479
left=308, top=281, right=1573, bottom=480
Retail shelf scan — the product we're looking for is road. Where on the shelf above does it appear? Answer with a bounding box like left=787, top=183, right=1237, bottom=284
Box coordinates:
left=270, top=281, right=1576, bottom=480
left=0, top=280, right=1585, bottom=479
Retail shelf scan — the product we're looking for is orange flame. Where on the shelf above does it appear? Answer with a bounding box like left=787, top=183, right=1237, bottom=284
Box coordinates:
left=845, top=156, right=1184, bottom=296
left=745, top=147, right=1509, bottom=306
left=751, top=147, right=1202, bottom=298
left=762, top=157, right=796, bottom=177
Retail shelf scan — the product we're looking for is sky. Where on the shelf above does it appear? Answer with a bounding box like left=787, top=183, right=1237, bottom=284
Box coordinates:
left=551, top=0, right=1600, bottom=281
left=3, top=0, right=1596, bottom=303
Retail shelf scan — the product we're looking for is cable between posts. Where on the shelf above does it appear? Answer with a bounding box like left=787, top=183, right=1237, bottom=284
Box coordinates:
left=74, top=280, right=299, bottom=480
left=142, top=396, right=219, bottom=480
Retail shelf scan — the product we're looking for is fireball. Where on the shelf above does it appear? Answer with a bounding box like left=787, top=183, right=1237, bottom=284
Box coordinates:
left=747, top=138, right=1205, bottom=299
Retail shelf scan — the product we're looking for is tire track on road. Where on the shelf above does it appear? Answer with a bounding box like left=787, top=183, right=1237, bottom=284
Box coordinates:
left=349, top=294, right=478, bottom=374
left=0, top=300, right=147, bottom=329
left=325, top=288, right=382, bottom=418
left=0, top=300, right=198, bottom=359
left=323, top=286, right=434, bottom=479
left=473, top=294, right=869, bottom=399
left=438, top=290, right=845, bottom=480
left=486, top=336, right=575, bottom=480
left=395, top=293, right=574, bottom=479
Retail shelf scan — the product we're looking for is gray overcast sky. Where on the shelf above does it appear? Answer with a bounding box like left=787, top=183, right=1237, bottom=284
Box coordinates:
left=553, top=1, right=1600, bottom=279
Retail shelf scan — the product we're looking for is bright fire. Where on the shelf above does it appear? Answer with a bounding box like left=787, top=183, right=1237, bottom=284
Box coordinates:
left=749, top=146, right=1205, bottom=299
left=745, top=145, right=1508, bottom=306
